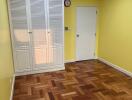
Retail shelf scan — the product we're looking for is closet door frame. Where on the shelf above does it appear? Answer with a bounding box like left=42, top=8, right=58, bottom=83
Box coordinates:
left=7, top=0, right=15, bottom=73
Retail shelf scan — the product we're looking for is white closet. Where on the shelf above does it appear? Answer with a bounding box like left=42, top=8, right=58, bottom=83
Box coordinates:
left=8, top=0, right=64, bottom=75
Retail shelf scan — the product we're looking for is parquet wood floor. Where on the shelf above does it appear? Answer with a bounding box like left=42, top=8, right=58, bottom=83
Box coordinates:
left=13, top=60, right=132, bottom=100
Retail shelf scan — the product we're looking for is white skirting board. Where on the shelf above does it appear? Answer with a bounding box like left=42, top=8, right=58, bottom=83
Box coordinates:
left=98, top=57, right=132, bottom=77
left=65, top=59, right=76, bottom=63
left=64, top=57, right=97, bottom=63
left=15, top=67, right=65, bottom=76
left=10, top=74, right=15, bottom=100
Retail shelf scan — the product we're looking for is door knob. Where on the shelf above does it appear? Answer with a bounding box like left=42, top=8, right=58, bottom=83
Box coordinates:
left=76, top=34, right=79, bottom=37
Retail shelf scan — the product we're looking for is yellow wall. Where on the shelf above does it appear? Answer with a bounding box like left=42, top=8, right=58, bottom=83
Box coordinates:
left=0, top=0, right=14, bottom=100
left=98, top=0, right=132, bottom=72
left=1, top=0, right=132, bottom=99
left=64, top=0, right=99, bottom=61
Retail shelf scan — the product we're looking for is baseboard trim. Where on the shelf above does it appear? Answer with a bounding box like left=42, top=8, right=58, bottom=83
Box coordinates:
left=15, top=67, right=65, bottom=76
left=65, top=58, right=97, bottom=63
left=98, top=57, right=132, bottom=77
left=65, top=59, right=76, bottom=63
left=10, top=74, right=15, bottom=100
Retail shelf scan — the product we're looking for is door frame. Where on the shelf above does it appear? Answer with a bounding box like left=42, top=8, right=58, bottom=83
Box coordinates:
left=75, top=6, right=97, bottom=61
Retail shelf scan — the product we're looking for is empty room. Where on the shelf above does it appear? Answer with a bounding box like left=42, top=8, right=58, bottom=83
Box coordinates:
left=0, top=0, right=132, bottom=100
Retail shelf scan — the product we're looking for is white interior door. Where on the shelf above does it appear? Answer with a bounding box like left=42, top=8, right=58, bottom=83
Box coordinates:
left=76, top=7, right=96, bottom=61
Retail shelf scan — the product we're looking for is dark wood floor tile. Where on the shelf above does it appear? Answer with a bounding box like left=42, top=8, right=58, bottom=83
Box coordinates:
left=13, top=60, right=132, bottom=100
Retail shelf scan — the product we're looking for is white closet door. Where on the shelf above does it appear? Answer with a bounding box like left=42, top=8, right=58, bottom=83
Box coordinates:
left=9, top=0, right=31, bottom=72
left=48, top=0, right=64, bottom=66
left=9, top=0, right=64, bottom=74
left=30, top=0, right=53, bottom=70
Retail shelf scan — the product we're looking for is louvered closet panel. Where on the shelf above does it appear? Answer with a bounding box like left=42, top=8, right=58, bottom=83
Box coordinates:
left=30, top=0, right=53, bottom=70
left=9, top=0, right=31, bottom=72
left=48, top=0, right=64, bottom=65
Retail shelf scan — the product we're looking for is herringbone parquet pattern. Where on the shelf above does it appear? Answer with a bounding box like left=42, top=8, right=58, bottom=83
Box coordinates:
left=13, top=60, right=132, bottom=100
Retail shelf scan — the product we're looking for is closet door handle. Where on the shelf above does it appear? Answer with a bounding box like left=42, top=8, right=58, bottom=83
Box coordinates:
left=28, top=31, right=32, bottom=34
left=47, top=31, right=50, bottom=34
